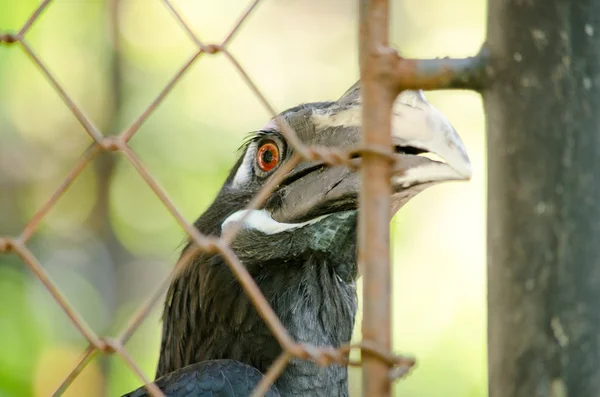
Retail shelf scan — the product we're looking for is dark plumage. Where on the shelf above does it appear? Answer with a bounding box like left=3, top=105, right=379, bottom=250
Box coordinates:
left=158, top=211, right=358, bottom=396
left=122, top=360, right=280, bottom=397
left=122, top=82, right=471, bottom=397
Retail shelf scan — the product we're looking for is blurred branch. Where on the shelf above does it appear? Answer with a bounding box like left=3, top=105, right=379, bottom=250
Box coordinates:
left=88, top=0, right=128, bottom=269
left=90, top=0, right=126, bottom=256
left=88, top=0, right=132, bottom=393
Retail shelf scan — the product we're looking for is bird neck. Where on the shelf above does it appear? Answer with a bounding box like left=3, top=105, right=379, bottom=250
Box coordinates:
left=157, top=211, right=359, bottom=396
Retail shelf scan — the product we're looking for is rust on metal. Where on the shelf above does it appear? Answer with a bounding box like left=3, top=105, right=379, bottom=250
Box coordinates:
left=0, top=32, right=19, bottom=44
left=0, top=237, right=10, bottom=253
left=392, top=50, right=488, bottom=91
left=101, top=137, right=122, bottom=152
left=358, top=0, right=395, bottom=396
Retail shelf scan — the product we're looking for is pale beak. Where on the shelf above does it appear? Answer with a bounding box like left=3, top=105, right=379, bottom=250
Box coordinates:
left=267, top=88, right=472, bottom=223
left=390, top=89, right=472, bottom=189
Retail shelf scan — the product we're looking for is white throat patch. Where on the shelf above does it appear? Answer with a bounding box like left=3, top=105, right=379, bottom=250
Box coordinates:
left=221, top=209, right=328, bottom=235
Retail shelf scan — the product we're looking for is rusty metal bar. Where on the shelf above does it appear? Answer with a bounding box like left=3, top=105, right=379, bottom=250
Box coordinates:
left=358, top=1, right=395, bottom=396
left=392, top=51, right=487, bottom=91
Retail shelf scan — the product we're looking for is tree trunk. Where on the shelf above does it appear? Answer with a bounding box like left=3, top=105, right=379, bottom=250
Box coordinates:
left=485, top=0, right=600, bottom=396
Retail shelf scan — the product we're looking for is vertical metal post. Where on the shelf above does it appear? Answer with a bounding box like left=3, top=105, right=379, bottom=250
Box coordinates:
left=485, top=0, right=600, bottom=395
left=359, top=1, right=394, bottom=396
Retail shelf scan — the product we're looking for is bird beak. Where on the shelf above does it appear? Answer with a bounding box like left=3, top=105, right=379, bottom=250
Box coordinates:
left=390, top=89, right=472, bottom=184
left=268, top=87, right=471, bottom=224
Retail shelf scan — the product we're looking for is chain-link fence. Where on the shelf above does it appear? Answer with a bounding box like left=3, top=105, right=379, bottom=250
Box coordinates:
left=0, top=1, right=484, bottom=396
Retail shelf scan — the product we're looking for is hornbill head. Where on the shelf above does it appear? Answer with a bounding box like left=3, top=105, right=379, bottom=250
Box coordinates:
left=200, top=83, right=470, bottom=240
left=150, top=82, right=471, bottom=397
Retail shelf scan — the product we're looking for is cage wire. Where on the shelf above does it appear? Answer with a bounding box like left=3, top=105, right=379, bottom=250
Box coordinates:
left=0, top=0, right=484, bottom=396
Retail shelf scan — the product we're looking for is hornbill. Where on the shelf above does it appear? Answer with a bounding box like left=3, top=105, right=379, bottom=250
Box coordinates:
left=123, top=82, right=471, bottom=397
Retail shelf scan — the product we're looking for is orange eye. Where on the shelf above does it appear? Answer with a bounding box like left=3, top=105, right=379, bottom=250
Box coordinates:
left=256, top=142, right=280, bottom=172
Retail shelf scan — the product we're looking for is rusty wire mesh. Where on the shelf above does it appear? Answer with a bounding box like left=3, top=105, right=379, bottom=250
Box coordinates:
left=0, top=0, right=484, bottom=396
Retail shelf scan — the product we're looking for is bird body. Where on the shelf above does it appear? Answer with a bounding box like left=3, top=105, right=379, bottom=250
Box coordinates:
left=123, top=83, right=471, bottom=397
left=123, top=360, right=280, bottom=397
left=158, top=211, right=358, bottom=396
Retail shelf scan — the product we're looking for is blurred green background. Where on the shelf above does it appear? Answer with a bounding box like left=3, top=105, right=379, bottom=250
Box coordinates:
left=0, top=0, right=487, bottom=396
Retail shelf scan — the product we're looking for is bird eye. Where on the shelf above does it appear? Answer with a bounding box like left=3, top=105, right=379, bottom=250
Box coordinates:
left=256, top=141, right=280, bottom=173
